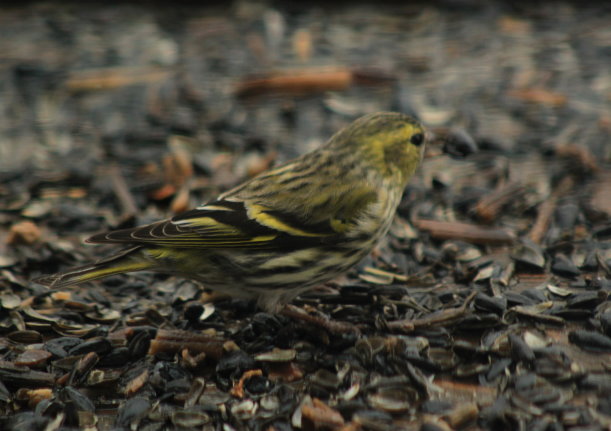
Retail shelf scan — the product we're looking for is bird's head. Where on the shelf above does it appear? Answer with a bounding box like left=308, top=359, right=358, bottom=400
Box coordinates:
left=331, top=112, right=426, bottom=185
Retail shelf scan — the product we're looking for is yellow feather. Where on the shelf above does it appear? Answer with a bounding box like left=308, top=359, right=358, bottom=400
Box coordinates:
left=179, top=217, right=239, bottom=232
left=76, top=261, right=151, bottom=281
left=247, top=203, right=329, bottom=237
left=258, top=249, right=320, bottom=270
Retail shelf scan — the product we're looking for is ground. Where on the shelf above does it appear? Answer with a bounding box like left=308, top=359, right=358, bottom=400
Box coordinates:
left=0, top=1, right=610, bottom=430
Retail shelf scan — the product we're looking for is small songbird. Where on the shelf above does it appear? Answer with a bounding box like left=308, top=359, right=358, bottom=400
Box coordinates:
left=35, top=112, right=426, bottom=312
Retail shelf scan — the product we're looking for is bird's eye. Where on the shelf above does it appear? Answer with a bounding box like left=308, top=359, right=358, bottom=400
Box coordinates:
left=410, top=133, right=424, bottom=147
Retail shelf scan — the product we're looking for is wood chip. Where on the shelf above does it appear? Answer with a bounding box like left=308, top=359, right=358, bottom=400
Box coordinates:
left=230, top=369, right=263, bottom=398
left=267, top=362, right=304, bottom=382
left=7, top=221, right=42, bottom=245
left=589, top=171, right=611, bottom=217
left=507, top=88, right=567, bottom=106
left=148, top=329, right=226, bottom=360
left=301, top=398, right=345, bottom=430
left=124, top=369, right=149, bottom=397
left=14, top=350, right=53, bottom=367
left=475, top=182, right=526, bottom=223
left=444, top=402, right=479, bottom=429
left=555, top=143, right=599, bottom=173
left=16, top=388, right=53, bottom=408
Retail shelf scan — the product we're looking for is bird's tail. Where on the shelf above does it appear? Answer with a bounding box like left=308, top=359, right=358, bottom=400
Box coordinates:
left=33, top=247, right=153, bottom=288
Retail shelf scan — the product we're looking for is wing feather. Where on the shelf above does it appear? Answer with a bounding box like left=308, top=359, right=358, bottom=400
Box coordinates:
left=86, top=199, right=329, bottom=248
left=86, top=163, right=379, bottom=249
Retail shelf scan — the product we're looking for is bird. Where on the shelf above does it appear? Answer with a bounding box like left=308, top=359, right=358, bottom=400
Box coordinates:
left=34, top=112, right=426, bottom=312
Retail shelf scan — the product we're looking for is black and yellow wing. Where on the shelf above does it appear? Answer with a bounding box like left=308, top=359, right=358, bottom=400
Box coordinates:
left=87, top=185, right=377, bottom=249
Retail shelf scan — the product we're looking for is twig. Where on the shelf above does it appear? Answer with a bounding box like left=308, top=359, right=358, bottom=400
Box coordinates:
left=413, top=219, right=516, bottom=245
left=387, top=290, right=477, bottom=334
left=66, top=66, right=173, bottom=92
left=281, top=304, right=361, bottom=335
left=235, top=67, right=352, bottom=97
left=527, top=176, right=573, bottom=244
left=235, top=66, right=396, bottom=97
left=109, top=164, right=139, bottom=220
left=475, top=181, right=525, bottom=223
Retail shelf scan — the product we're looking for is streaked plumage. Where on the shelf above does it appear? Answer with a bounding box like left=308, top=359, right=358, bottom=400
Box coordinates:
left=35, top=112, right=426, bottom=311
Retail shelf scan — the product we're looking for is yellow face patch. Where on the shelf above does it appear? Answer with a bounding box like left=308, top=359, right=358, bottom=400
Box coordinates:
left=364, top=123, right=424, bottom=181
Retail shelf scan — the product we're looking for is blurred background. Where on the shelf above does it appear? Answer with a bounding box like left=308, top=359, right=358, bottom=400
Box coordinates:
left=1, top=1, right=609, bottom=171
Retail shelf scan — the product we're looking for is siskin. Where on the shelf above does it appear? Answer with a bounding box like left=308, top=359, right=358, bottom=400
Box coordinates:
left=35, top=112, right=426, bottom=312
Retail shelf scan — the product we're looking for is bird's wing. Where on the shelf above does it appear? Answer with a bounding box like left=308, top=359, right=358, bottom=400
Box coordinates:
left=87, top=199, right=277, bottom=248
left=223, top=154, right=380, bottom=234
left=88, top=151, right=379, bottom=249
left=86, top=186, right=377, bottom=249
